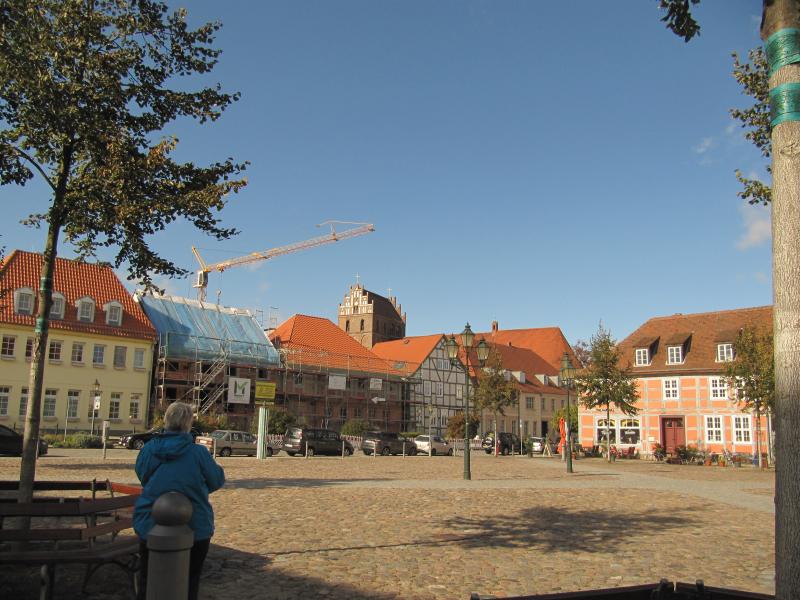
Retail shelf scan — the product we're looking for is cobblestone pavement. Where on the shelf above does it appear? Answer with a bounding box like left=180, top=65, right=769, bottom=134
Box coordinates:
left=0, top=452, right=775, bottom=599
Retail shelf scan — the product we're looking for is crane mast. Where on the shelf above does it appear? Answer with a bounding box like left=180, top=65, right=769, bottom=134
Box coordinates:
left=191, top=221, right=375, bottom=301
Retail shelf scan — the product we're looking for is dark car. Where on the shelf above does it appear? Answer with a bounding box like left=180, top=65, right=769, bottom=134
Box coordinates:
left=282, top=427, right=354, bottom=457
left=362, top=431, right=416, bottom=456
left=0, top=424, right=48, bottom=456
left=118, top=427, right=201, bottom=450
left=482, top=432, right=525, bottom=455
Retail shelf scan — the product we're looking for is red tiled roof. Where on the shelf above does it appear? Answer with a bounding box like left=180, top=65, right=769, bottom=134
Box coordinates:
left=475, top=326, right=577, bottom=373
left=371, top=334, right=442, bottom=374
left=618, top=306, right=773, bottom=374
left=0, top=250, right=156, bottom=340
left=270, top=314, right=404, bottom=376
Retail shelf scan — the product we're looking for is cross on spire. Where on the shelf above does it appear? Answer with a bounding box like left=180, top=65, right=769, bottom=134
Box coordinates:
left=354, top=273, right=360, bottom=284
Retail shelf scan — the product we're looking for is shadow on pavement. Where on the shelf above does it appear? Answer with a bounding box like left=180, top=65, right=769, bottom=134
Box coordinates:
left=442, top=505, right=696, bottom=552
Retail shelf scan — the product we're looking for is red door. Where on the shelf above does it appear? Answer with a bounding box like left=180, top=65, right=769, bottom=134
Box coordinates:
left=662, top=417, right=685, bottom=454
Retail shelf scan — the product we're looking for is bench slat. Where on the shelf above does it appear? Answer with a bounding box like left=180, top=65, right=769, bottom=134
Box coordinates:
left=81, top=517, right=134, bottom=540
left=78, top=495, right=137, bottom=514
left=0, top=536, right=140, bottom=565
left=0, top=502, right=82, bottom=517
left=0, top=480, right=106, bottom=492
left=0, top=527, right=84, bottom=542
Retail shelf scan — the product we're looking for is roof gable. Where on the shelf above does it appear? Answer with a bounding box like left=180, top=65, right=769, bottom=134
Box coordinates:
left=474, top=326, right=575, bottom=373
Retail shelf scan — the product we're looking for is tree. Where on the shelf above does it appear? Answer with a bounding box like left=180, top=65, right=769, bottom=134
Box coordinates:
left=575, top=324, right=639, bottom=462
left=472, top=348, right=518, bottom=451
left=446, top=410, right=479, bottom=439
left=0, top=0, right=247, bottom=507
left=658, top=2, right=800, bottom=596
left=724, top=327, right=775, bottom=468
left=340, top=419, right=370, bottom=437
left=572, top=339, right=592, bottom=368
left=268, top=409, right=296, bottom=435
left=550, top=404, right=579, bottom=442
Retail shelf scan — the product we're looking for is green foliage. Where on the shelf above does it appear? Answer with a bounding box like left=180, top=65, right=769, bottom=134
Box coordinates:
left=549, top=404, right=579, bottom=437
left=676, top=444, right=701, bottom=462
left=399, top=431, right=419, bottom=439
left=658, top=0, right=702, bottom=42
left=340, top=419, right=370, bottom=437
left=576, top=324, right=640, bottom=416
left=0, top=0, right=247, bottom=286
left=47, top=433, right=103, bottom=448
left=473, top=349, right=518, bottom=418
left=193, top=413, right=229, bottom=434
left=267, top=409, right=296, bottom=435
left=724, top=327, right=775, bottom=415
left=446, top=411, right=480, bottom=439
left=652, top=443, right=667, bottom=461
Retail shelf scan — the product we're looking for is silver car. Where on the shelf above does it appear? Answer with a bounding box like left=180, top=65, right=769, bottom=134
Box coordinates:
left=197, top=430, right=275, bottom=457
left=414, top=434, right=453, bottom=456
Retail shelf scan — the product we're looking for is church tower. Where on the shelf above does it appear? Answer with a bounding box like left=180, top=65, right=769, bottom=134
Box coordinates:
left=337, top=281, right=406, bottom=349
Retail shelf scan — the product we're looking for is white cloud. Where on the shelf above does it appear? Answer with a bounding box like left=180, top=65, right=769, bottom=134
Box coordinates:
left=694, top=137, right=714, bottom=154
left=737, top=204, right=771, bottom=250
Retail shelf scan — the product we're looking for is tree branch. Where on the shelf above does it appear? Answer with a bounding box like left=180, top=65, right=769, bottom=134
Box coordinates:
left=8, top=146, right=56, bottom=192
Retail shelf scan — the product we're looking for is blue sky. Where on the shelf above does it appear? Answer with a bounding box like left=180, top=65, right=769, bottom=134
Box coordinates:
left=1, top=1, right=771, bottom=345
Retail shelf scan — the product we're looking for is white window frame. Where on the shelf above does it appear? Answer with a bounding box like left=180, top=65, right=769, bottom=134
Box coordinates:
left=710, top=377, right=728, bottom=400
left=667, top=346, right=683, bottom=365
left=0, top=386, right=9, bottom=416
left=705, top=415, right=723, bottom=443
left=716, top=343, right=734, bottom=362
left=75, top=296, right=95, bottom=323
left=14, top=287, right=35, bottom=315
left=663, top=378, right=679, bottom=399
left=49, top=293, right=65, bottom=320
left=48, top=340, right=63, bottom=362
left=634, top=348, right=649, bottom=366
left=103, top=301, right=123, bottom=326
left=67, top=390, right=80, bottom=419
left=43, top=389, right=57, bottom=418
left=19, top=388, right=28, bottom=417
left=108, top=393, right=121, bottom=420
left=129, top=394, right=141, bottom=420
left=423, top=380, right=431, bottom=396
left=1, top=335, right=16, bottom=358
left=733, top=415, right=752, bottom=443
left=456, top=385, right=463, bottom=399
left=134, top=348, right=145, bottom=370
left=113, top=346, right=127, bottom=369
left=618, top=418, right=641, bottom=445
left=71, top=342, right=85, bottom=364
left=436, top=382, right=444, bottom=397
left=93, top=344, right=105, bottom=366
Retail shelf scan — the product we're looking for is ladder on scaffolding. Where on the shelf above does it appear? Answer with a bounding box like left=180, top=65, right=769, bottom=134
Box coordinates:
left=193, top=344, right=230, bottom=415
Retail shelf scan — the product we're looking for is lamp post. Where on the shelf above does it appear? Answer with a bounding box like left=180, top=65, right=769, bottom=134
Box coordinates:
left=445, top=323, right=489, bottom=481
left=560, top=353, right=576, bottom=474
left=91, top=379, right=101, bottom=436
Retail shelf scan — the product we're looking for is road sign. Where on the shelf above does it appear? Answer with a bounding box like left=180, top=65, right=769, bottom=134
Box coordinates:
left=255, top=381, right=276, bottom=400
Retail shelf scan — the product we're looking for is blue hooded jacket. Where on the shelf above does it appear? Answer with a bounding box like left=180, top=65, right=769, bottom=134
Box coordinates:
left=133, top=431, right=225, bottom=541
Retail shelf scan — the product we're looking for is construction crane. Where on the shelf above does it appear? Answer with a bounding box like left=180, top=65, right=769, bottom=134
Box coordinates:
left=191, top=221, right=375, bottom=301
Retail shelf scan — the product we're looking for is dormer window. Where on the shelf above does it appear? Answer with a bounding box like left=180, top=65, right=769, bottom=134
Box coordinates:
left=635, top=348, right=650, bottom=366
left=76, top=297, right=95, bottom=323
left=717, top=343, right=734, bottom=362
left=14, top=287, right=35, bottom=315
left=103, top=301, right=123, bottom=326
left=667, top=345, right=683, bottom=364
left=49, top=293, right=65, bottom=320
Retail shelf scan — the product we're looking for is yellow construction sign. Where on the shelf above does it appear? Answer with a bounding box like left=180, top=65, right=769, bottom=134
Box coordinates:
left=255, top=381, right=276, bottom=400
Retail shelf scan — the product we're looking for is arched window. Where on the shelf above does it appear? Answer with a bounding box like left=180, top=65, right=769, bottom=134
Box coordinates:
left=360, top=319, right=365, bottom=332
left=75, top=296, right=95, bottom=323
left=345, top=320, right=350, bottom=332
left=103, top=301, right=124, bottom=326
left=13, top=287, right=35, bottom=315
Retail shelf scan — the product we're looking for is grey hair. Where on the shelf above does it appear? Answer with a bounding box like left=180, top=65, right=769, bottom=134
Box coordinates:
left=164, top=402, right=194, bottom=433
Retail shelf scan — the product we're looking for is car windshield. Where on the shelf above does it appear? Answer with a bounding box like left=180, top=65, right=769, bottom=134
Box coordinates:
left=286, top=428, right=302, bottom=438
left=210, top=431, right=226, bottom=439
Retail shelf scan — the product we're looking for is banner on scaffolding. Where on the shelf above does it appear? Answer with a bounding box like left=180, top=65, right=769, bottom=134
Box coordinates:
left=227, top=377, right=251, bottom=404
left=369, top=378, right=383, bottom=391
left=328, top=374, right=347, bottom=390
left=255, top=381, right=276, bottom=400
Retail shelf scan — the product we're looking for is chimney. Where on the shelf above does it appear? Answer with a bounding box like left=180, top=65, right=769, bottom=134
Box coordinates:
left=491, top=320, right=499, bottom=333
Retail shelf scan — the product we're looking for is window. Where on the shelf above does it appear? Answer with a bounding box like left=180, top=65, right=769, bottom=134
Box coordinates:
left=129, top=395, right=140, bottom=420
left=43, top=389, right=57, bottom=418
left=540, top=398, right=545, bottom=411
left=109, top=393, right=121, bottom=419
left=67, top=390, right=80, bottom=419
left=345, top=320, right=350, bottom=332
left=25, top=337, right=34, bottom=359
left=710, top=377, right=728, bottom=399
left=423, top=381, right=431, bottom=396
left=360, top=319, right=365, bottom=331
left=733, top=415, right=752, bottom=443
left=105, top=302, right=123, bottom=326
left=14, top=287, right=34, bottom=315
left=71, top=342, right=84, bottom=364
left=526, top=397, right=534, bottom=409
left=705, top=416, right=723, bottom=443
left=293, top=372, right=304, bottom=385
left=48, top=340, right=62, bottom=361
left=49, top=293, right=65, bottom=319
left=113, top=346, right=126, bottom=368
left=134, top=348, right=145, bottom=369
left=619, top=419, right=641, bottom=444
left=19, top=388, right=28, bottom=418
left=551, top=399, right=555, bottom=411
left=635, top=348, right=649, bottom=366
left=1, top=335, right=15, bottom=358
left=667, top=346, right=683, bottom=364
left=456, top=386, right=463, bottom=399
left=436, top=382, right=443, bottom=397
left=339, top=405, right=347, bottom=419
left=325, top=405, right=333, bottom=417
left=717, top=343, right=734, bottom=362
left=93, top=345, right=105, bottom=366
left=353, top=406, right=362, bottom=418
left=76, top=297, right=95, bottom=323
left=596, top=419, right=616, bottom=443
left=0, top=386, right=8, bottom=416
left=368, top=406, right=376, bottom=418
left=437, top=358, right=449, bottom=371
left=663, top=378, right=679, bottom=399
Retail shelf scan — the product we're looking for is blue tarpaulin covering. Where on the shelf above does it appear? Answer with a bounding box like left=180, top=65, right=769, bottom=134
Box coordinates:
left=136, top=294, right=280, bottom=365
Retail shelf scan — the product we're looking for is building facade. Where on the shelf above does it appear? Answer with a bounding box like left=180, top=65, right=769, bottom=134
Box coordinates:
left=578, top=306, right=772, bottom=458
left=0, top=251, right=156, bottom=435
left=337, top=283, right=406, bottom=349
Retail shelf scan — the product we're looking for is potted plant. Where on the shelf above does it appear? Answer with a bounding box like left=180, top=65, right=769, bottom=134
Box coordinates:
left=652, top=443, right=666, bottom=462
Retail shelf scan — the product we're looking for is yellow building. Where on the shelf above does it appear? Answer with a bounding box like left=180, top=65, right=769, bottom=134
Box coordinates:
left=0, top=251, right=156, bottom=435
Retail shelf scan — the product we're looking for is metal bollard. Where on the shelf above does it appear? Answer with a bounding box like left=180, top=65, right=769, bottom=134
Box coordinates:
left=402, top=441, right=406, bottom=457
left=146, top=492, right=194, bottom=600
left=342, top=440, right=345, bottom=460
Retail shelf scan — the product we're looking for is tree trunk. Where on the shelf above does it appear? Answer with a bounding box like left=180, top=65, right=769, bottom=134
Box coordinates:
left=756, top=407, right=763, bottom=469
left=606, top=403, right=611, bottom=462
left=762, top=2, right=800, bottom=597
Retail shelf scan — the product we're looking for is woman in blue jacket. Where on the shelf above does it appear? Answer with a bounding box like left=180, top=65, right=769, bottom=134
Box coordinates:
left=134, top=402, right=225, bottom=600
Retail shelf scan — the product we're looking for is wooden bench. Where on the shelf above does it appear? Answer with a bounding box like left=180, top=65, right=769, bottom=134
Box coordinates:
left=0, top=480, right=142, bottom=600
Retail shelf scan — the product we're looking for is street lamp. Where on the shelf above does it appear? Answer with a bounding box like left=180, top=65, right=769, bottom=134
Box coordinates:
left=91, top=379, right=101, bottom=436
left=559, top=353, right=576, bottom=474
left=445, top=323, right=490, bottom=480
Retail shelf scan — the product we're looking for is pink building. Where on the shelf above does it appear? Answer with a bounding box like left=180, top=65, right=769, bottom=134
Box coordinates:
left=578, top=306, right=772, bottom=458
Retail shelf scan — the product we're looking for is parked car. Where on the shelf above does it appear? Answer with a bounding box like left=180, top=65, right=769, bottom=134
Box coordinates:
left=196, top=430, right=274, bottom=457
left=362, top=431, right=416, bottom=456
left=282, top=427, right=354, bottom=457
left=528, top=437, right=545, bottom=454
left=118, top=426, right=201, bottom=450
left=482, top=432, right=525, bottom=455
left=0, top=424, right=48, bottom=456
left=414, top=434, right=453, bottom=456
